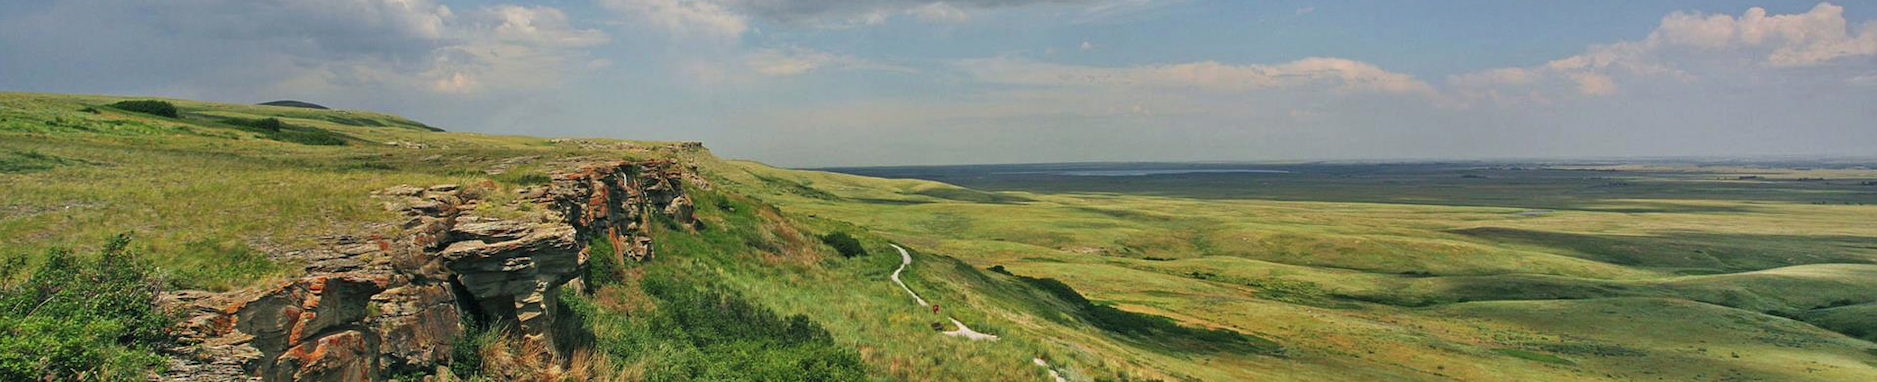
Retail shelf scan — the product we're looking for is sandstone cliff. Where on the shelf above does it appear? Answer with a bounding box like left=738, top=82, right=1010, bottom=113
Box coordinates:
left=161, top=160, right=699, bottom=381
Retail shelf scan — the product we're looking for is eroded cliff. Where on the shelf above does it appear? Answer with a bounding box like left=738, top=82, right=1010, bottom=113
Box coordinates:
left=161, top=160, right=699, bottom=381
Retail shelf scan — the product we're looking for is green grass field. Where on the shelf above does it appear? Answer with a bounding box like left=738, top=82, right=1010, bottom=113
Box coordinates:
left=715, top=158, right=1877, bottom=381
left=4, top=91, right=1875, bottom=381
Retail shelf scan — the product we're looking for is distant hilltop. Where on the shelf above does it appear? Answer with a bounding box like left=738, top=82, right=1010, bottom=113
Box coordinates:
left=257, top=100, right=329, bottom=109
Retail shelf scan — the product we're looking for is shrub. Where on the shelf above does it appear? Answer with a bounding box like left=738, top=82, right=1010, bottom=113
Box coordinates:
left=0, top=234, right=173, bottom=381
left=223, top=117, right=348, bottom=146
left=108, top=100, right=178, bottom=118
left=585, top=236, right=625, bottom=287
left=0, top=150, right=78, bottom=174
left=233, top=117, right=287, bottom=132
left=1014, top=273, right=1280, bottom=354
left=820, top=232, right=866, bottom=258
left=493, top=172, right=552, bottom=186
left=638, top=275, right=865, bottom=381
left=564, top=272, right=866, bottom=382
left=447, top=314, right=500, bottom=378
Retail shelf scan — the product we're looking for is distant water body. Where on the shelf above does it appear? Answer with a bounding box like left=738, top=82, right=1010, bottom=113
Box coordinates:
left=1006, top=169, right=1294, bottom=176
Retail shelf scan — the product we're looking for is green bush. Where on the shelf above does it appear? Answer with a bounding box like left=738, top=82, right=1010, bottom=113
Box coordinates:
left=230, top=117, right=286, bottom=132
left=223, top=117, right=348, bottom=146
left=1014, top=274, right=1280, bottom=354
left=108, top=100, right=178, bottom=118
left=820, top=232, right=866, bottom=258
left=0, top=234, right=173, bottom=381
left=493, top=172, right=552, bottom=186
left=566, top=271, right=867, bottom=382
left=447, top=314, right=499, bottom=378
left=584, top=236, right=625, bottom=287
left=0, top=150, right=79, bottom=174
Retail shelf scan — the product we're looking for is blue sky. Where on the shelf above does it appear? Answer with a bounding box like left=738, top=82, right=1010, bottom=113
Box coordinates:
left=3, top=1, right=1874, bottom=166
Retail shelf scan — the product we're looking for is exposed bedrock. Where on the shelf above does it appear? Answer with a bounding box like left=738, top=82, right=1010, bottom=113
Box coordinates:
left=161, top=160, right=699, bottom=381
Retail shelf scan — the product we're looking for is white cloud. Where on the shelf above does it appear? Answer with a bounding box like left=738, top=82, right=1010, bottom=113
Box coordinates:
left=745, top=47, right=916, bottom=76
left=746, top=48, right=838, bottom=76
left=1451, top=2, right=1877, bottom=102
left=1567, top=72, right=1616, bottom=95
left=0, top=0, right=608, bottom=97
left=1080, top=41, right=1094, bottom=50
left=1294, top=7, right=1315, bottom=16
left=484, top=5, right=610, bottom=48
left=420, top=5, right=609, bottom=93
left=1653, top=3, right=1877, bottom=66
left=958, top=56, right=1434, bottom=95
left=599, top=0, right=750, bottom=40
left=908, top=2, right=972, bottom=23
left=1449, top=68, right=1533, bottom=87
left=1852, top=73, right=1877, bottom=86
left=602, top=0, right=1127, bottom=30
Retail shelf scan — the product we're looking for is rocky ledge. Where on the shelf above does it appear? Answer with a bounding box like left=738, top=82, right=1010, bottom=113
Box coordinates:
left=160, top=160, right=698, bottom=382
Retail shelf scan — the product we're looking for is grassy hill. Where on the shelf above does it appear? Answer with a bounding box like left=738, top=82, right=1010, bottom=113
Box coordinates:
left=3, top=91, right=1875, bottom=381
left=716, top=158, right=1877, bottom=381
left=0, top=92, right=1128, bottom=381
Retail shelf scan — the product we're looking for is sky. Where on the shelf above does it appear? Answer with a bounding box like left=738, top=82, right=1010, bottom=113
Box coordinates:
left=2, top=1, right=1874, bottom=167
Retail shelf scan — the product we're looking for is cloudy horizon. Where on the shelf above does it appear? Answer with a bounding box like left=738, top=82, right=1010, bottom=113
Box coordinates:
left=3, top=1, right=1874, bottom=167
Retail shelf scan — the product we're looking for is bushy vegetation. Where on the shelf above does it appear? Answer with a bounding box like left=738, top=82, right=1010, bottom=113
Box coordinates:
left=1491, top=348, right=1575, bottom=365
left=224, top=117, right=348, bottom=146
left=107, top=100, right=178, bottom=118
left=820, top=232, right=866, bottom=258
left=0, top=150, right=82, bottom=173
left=584, top=236, right=626, bottom=287
left=564, top=271, right=867, bottom=381
left=231, top=117, right=288, bottom=132
left=493, top=171, right=552, bottom=186
left=1010, top=273, right=1280, bottom=354
left=447, top=314, right=501, bottom=378
left=0, top=234, right=172, bottom=381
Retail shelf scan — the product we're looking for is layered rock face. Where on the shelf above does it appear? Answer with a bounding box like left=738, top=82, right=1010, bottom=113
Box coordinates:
left=162, top=160, right=697, bottom=381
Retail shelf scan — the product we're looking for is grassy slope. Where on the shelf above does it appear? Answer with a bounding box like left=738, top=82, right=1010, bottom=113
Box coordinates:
left=0, top=92, right=1088, bottom=381
left=1, top=92, right=697, bottom=290
left=8, top=91, right=1876, bottom=381
left=711, top=158, right=1877, bottom=381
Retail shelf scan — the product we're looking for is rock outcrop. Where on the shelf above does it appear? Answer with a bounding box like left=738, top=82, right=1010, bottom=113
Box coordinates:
left=162, top=160, right=697, bottom=381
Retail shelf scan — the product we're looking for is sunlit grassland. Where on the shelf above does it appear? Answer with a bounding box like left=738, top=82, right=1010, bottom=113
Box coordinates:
left=0, top=92, right=666, bottom=290
left=1, top=92, right=1124, bottom=381
left=7, top=91, right=1874, bottom=381
left=712, top=158, right=1877, bottom=381
left=616, top=186, right=1067, bottom=381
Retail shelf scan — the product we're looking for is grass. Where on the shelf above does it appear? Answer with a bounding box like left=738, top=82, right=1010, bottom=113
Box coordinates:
left=1491, top=348, right=1575, bottom=365
left=7, top=90, right=1877, bottom=381
left=0, top=150, right=83, bottom=173
left=220, top=117, right=351, bottom=146
left=714, top=156, right=1877, bottom=381
left=165, top=238, right=289, bottom=291
left=0, top=92, right=670, bottom=291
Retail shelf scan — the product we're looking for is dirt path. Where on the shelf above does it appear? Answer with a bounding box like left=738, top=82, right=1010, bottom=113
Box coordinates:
left=1034, top=358, right=1067, bottom=382
left=890, top=244, right=930, bottom=307
left=892, top=244, right=1071, bottom=380
left=891, top=244, right=997, bottom=340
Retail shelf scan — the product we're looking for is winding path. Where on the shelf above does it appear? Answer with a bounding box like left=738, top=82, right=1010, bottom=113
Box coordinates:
left=890, top=244, right=1066, bottom=380
left=891, top=244, right=997, bottom=340
left=890, top=244, right=930, bottom=307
